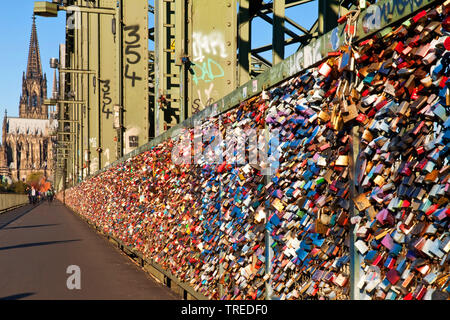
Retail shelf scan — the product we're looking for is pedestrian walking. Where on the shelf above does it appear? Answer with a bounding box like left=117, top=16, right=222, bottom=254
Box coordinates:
left=27, top=186, right=32, bottom=204
left=31, top=187, right=36, bottom=205
left=47, top=189, right=54, bottom=204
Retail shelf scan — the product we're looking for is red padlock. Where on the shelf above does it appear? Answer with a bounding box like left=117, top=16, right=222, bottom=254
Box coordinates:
left=345, top=24, right=355, bottom=36
left=444, top=36, right=450, bottom=51
left=442, top=15, right=450, bottom=32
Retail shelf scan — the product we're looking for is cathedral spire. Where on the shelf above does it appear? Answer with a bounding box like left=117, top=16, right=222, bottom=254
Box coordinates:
left=26, top=15, right=43, bottom=79
left=20, top=16, right=48, bottom=120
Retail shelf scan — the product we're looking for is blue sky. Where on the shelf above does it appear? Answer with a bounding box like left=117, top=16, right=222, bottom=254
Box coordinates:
left=252, top=0, right=318, bottom=62
left=0, top=0, right=318, bottom=120
left=0, top=0, right=66, bottom=119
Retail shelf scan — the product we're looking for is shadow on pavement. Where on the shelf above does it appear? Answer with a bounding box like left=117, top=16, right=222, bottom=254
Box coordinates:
left=0, top=205, right=38, bottom=230
left=0, top=292, right=35, bottom=300
left=0, top=239, right=81, bottom=251
left=2, top=224, right=60, bottom=230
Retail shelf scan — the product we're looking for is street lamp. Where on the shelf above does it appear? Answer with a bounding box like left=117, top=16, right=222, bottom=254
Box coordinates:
left=34, top=1, right=116, bottom=17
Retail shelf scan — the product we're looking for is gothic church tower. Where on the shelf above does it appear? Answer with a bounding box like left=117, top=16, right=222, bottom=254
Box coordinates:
left=19, top=16, right=48, bottom=120
left=0, top=16, right=57, bottom=183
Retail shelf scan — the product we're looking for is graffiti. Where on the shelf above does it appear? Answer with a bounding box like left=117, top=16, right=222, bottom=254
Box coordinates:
left=89, top=137, right=97, bottom=148
left=362, top=0, right=429, bottom=34
left=104, top=148, right=110, bottom=162
left=288, top=0, right=431, bottom=78
left=124, top=25, right=143, bottom=87
left=66, top=6, right=81, bottom=30
left=331, top=27, right=340, bottom=51
left=99, top=79, right=112, bottom=119
left=304, top=40, right=322, bottom=69
left=90, top=157, right=99, bottom=173
left=192, top=98, right=215, bottom=114
left=192, top=58, right=225, bottom=85
left=289, top=39, right=322, bottom=76
left=192, top=31, right=228, bottom=63
left=193, top=84, right=215, bottom=113
left=191, top=31, right=228, bottom=114
left=363, top=4, right=382, bottom=32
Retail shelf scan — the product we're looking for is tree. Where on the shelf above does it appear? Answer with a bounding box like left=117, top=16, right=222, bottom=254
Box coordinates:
left=0, top=179, right=9, bottom=192
left=26, top=172, right=44, bottom=189
left=9, top=181, right=27, bottom=194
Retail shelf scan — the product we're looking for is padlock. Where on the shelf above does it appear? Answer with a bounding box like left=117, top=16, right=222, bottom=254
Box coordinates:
left=446, top=87, right=450, bottom=106
left=343, top=103, right=358, bottom=123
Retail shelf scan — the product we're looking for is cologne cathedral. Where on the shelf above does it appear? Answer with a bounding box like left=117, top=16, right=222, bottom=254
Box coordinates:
left=0, top=17, right=57, bottom=183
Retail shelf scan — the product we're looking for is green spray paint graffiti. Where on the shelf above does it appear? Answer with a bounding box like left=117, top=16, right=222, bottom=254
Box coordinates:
left=192, top=58, right=225, bottom=85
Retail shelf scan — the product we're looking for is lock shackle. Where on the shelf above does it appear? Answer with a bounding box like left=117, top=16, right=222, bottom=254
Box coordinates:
left=344, top=9, right=361, bottom=45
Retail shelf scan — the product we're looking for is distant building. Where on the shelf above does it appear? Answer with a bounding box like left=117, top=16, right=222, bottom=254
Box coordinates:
left=0, top=17, right=57, bottom=183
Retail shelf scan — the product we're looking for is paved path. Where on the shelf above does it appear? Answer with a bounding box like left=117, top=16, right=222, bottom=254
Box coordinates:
left=0, top=200, right=177, bottom=300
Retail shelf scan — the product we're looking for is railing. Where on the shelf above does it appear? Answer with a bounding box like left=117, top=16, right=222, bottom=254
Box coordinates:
left=60, top=0, right=448, bottom=300
left=0, top=193, right=29, bottom=214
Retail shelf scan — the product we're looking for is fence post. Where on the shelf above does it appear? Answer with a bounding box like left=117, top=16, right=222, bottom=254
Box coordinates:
left=350, top=125, right=362, bottom=300
left=264, top=95, right=273, bottom=300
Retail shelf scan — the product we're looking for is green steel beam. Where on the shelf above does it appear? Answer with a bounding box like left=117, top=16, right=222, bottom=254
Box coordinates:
left=238, top=0, right=251, bottom=86
left=97, top=0, right=120, bottom=169
left=187, top=0, right=237, bottom=117
left=252, top=52, right=272, bottom=68
left=58, top=120, right=80, bottom=123
left=121, top=0, right=149, bottom=154
left=116, top=0, right=124, bottom=160
left=43, top=99, right=85, bottom=105
left=252, top=36, right=304, bottom=54
left=272, top=0, right=285, bottom=65
left=318, top=0, right=343, bottom=35
left=308, top=19, right=319, bottom=36
left=261, top=0, right=315, bottom=11
left=175, top=0, right=187, bottom=123
left=155, top=0, right=181, bottom=134
left=59, top=68, right=97, bottom=74
left=257, top=11, right=300, bottom=42
left=284, top=14, right=312, bottom=35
